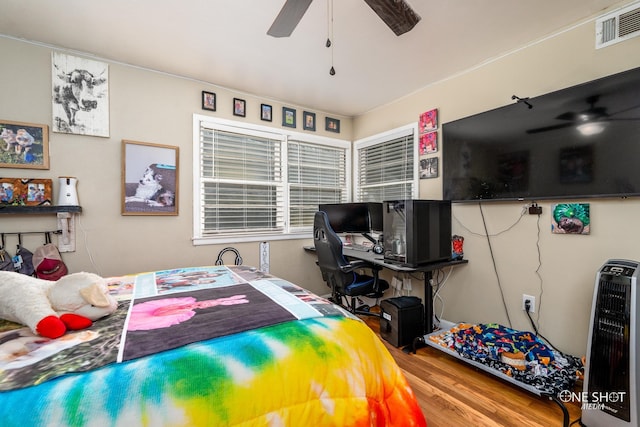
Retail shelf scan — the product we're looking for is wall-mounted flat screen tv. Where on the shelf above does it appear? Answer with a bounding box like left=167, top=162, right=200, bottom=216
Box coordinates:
left=442, top=66, right=640, bottom=202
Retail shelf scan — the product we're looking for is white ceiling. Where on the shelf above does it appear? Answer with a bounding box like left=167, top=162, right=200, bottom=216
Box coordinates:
left=0, top=0, right=628, bottom=117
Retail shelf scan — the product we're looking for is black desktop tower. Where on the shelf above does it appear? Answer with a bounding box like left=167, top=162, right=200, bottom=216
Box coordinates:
left=383, top=199, right=452, bottom=266
left=380, top=296, right=424, bottom=347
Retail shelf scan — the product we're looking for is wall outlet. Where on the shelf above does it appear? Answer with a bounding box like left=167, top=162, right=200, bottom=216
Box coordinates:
left=522, top=294, right=536, bottom=312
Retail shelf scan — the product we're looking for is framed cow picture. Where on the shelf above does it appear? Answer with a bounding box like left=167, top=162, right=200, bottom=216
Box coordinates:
left=52, top=52, right=110, bottom=137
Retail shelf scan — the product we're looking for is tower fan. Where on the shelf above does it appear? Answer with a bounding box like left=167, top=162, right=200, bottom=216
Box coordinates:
left=583, top=259, right=639, bottom=426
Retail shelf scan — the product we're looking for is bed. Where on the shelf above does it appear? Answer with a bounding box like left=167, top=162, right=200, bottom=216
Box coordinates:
left=0, top=265, right=426, bottom=427
left=425, top=323, right=583, bottom=427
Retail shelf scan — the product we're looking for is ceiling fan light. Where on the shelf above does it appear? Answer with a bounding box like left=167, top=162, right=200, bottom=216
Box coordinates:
left=577, top=121, right=607, bottom=136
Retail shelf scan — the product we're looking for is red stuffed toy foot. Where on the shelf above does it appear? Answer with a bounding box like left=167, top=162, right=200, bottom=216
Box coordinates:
left=60, top=313, right=93, bottom=330
left=36, top=315, right=67, bottom=339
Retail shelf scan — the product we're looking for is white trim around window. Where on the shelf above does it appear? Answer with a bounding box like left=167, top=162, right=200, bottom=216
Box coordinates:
left=353, top=123, right=419, bottom=202
left=192, top=115, right=351, bottom=245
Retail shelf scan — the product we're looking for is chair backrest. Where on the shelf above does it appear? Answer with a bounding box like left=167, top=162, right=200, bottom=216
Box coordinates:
left=313, top=211, right=354, bottom=291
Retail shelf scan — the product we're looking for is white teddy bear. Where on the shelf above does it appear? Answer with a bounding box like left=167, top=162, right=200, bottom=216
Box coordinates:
left=0, top=271, right=118, bottom=339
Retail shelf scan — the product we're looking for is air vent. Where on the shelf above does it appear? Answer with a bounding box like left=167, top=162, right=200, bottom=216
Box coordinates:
left=596, top=1, right=640, bottom=49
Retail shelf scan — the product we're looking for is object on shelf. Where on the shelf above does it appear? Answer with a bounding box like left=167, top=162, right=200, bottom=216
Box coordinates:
left=57, top=176, right=79, bottom=206
left=0, top=178, right=52, bottom=206
left=452, top=235, right=464, bottom=260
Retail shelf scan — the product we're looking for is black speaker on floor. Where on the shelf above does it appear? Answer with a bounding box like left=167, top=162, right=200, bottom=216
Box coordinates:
left=380, top=296, right=424, bottom=347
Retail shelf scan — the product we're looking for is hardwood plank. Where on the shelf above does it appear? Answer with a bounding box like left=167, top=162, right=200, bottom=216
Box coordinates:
left=362, top=315, right=582, bottom=427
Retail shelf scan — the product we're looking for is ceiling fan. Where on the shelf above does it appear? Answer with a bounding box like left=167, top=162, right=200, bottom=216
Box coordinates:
left=267, top=0, right=421, bottom=38
left=526, top=95, right=639, bottom=135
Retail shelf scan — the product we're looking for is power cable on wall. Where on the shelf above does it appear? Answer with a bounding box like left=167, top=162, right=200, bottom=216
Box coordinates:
left=453, top=205, right=527, bottom=238
left=478, top=202, right=513, bottom=328
left=534, top=211, right=543, bottom=325
left=456, top=203, right=550, bottom=338
left=77, top=215, right=102, bottom=276
left=433, top=266, right=454, bottom=328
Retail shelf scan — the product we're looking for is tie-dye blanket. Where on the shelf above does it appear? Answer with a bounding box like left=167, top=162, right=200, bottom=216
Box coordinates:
left=0, top=266, right=427, bottom=426
left=1, top=265, right=343, bottom=390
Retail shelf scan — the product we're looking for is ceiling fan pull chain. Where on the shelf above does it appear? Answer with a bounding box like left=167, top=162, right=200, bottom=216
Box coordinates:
left=327, top=0, right=335, bottom=75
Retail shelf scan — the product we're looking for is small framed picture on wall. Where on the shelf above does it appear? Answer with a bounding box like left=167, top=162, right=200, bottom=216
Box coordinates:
left=420, top=157, right=438, bottom=179
left=233, top=98, right=246, bottom=117
left=282, top=107, right=296, bottom=128
left=202, top=91, right=216, bottom=111
left=261, top=104, right=273, bottom=121
left=419, top=131, right=438, bottom=155
left=303, top=111, right=316, bottom=131
left=325, top=117, right=340, bottom=133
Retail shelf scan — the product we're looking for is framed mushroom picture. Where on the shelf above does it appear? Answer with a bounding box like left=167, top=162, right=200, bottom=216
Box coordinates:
left=0, top=120, right=49, bottom=169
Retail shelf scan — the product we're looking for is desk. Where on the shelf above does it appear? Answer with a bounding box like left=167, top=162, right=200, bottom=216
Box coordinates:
left=304, top=245, right=468, bottom=334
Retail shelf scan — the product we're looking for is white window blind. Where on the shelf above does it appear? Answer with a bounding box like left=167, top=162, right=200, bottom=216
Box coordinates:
left=354, top=125, right=417, bottom=202
left=194, top=116, right=350, bottom=243
left=199, top=125, right=284, bottom=236
left=288, top=140, right=347, bottom=229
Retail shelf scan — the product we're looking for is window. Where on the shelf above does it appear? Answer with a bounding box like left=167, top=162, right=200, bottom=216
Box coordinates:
left=288, top=139, right=348, bottom=230
left=354, top=123, right=418, bottom=202
left=193, top=115, right=350, bottom=244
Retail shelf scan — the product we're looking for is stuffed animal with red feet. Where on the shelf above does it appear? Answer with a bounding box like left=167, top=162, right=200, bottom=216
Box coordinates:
left=0, top=271, right=118, bottom=339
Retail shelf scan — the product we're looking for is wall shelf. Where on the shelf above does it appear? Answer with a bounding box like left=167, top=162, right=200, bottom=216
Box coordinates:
left=0, top=205, right=82, bottom=252
left=0, top=205, right=82, bottom=214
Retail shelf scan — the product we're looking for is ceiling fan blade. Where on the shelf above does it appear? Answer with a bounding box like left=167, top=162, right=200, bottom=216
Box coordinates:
left=555, top=111, right=578, bottom=121
left=556, top=108, right=608, bottom=121
left=267, top=0, right=314, bottom=38
left=526, top=123, right=574, bottom=134
left=363, top=0, right=421, bottom=36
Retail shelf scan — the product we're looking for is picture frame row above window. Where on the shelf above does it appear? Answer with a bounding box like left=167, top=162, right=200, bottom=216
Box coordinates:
left=200, top=91, right=340, bottom=133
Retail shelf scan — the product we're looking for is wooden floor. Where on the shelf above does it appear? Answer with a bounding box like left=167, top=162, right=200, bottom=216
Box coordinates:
left=361, top=315, right=583, bottom=427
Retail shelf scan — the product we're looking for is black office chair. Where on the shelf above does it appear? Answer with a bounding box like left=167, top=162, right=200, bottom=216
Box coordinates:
left=313, top=211, right=389, bottom=316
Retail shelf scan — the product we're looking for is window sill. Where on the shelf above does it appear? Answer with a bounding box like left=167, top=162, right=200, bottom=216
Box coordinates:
left=192, top=232, right=312, bottom=245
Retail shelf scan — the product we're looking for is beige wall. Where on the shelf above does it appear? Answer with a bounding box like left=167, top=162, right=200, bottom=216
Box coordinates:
left=2, top=5, right=640, bottom=357
left=0, top=36, right=351, bottom=297
left=354, top=14, right=640, bottom=356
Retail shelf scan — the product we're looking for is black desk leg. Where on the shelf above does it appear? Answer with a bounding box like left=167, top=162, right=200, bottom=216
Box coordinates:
left=424, top=271, right=434, bottom=334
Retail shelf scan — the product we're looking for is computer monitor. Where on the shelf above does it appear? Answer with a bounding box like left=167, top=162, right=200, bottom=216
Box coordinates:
left=318, top=202, right=382, bottom=234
